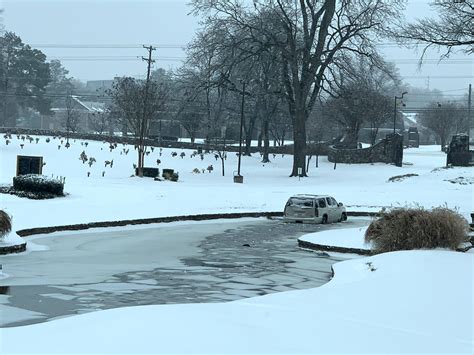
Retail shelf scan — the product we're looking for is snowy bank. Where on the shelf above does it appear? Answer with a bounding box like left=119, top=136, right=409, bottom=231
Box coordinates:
left=299, top=226, right=372, bottom=254
left=1, top=250, right=471, bottom=353
left=0, top=232, right=24, bottom=247
left=0, top=232, right=26, bottom=255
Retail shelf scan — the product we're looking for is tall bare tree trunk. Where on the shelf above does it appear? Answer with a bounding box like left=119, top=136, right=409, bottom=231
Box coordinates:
left=244, top=112, right=257, bottom=156
left=262, top=118, right=270, bottom=163
left=291, top=109, right=307, bottom=177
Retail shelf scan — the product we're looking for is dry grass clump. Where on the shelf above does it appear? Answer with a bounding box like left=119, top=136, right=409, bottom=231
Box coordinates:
left=365, top=207, right=469, bottom=254
left=0, top=210, right=12, bottom=238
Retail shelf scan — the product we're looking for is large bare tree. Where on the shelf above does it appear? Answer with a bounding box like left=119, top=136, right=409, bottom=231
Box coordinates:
left=192, top=0, right=403, bottom=176
left=110, top=77, right=168, bottom=176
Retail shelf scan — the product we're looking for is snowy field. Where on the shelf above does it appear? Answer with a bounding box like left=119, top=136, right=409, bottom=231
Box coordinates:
left=0, top=135, right=471, bottom=232
left=1, top=135, right=473, bottom=353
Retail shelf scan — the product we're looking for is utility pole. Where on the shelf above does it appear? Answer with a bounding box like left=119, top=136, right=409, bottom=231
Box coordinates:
left=142, top=45, right=155, bottom=83
left=137, top=45, right=156, bottom=177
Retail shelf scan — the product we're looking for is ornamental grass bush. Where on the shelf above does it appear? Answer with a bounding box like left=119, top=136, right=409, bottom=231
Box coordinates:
left=0, top=210, right=12, bottom=239
left=13, top=174, right=64, bottom=196
left=365, top=207, right=469, bottom=254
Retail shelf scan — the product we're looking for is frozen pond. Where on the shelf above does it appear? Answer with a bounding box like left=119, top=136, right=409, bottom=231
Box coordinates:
left=0, top=217, right=370, bottom=327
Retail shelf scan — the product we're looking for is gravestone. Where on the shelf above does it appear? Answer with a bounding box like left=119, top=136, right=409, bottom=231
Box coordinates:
left=135, top=167, right=159, bottom=178
left=16, top=155, right=43, bottom=176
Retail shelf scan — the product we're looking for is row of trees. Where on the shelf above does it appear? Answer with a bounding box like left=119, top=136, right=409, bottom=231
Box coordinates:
left=1, top=1, right=471, bottom=176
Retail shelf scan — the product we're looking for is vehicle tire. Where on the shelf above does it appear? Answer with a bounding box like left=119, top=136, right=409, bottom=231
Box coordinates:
left=322, top=215, right=328, bottom=224
left=340, top=212, right=347, bottom=222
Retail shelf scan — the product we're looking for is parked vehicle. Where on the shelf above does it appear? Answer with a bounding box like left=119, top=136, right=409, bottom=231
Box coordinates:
left=283, top=194, right=347, bottom=224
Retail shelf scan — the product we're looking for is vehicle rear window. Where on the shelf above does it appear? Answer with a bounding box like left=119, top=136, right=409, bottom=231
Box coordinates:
left=318, top=199, right=326, bottom=208
left=288, top=198, right=314, bottom=208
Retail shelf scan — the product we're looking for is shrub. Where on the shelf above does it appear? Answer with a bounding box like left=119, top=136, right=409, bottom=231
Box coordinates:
left=13, top=174, right=64, bottom=196
left=365, top=207, right=469, bottom=254
left=0, top=210, right=12, bottom=238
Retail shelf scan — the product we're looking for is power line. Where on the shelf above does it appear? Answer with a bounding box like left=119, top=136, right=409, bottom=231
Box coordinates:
left=48, top=56, right=185, bottom=62
left=41, top=56, right=468, bottom=63
left=26, top=42, right=438, bottom=49
left=30, top=44, right=186, bottom=49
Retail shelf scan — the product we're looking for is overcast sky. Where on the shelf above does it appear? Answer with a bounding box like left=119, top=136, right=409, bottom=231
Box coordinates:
left=2, top=0, right=473, bottom=100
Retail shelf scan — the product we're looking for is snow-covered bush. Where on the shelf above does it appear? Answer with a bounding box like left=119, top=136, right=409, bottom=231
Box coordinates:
left=13, top=174, right=64, bottom=196
left=0, top=210, right=12, bottom=239
left=365, top=207, right=469, bottom=254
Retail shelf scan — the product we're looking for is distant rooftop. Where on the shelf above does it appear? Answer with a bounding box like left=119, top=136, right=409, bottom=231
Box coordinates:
left=86, top=80, right=114, bottom=91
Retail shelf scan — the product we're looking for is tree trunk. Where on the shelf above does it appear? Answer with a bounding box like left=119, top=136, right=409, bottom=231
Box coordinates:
left=290, top=110, right=307, bottom=177
left=221, top=157, right=225, bottom=176
left=244, top=113, right=257, bottom=156
left=343, top=128, right=359, bottom=149
left=306, top=155, right=312, bottom=173
left=369, top=127, right=379, bottom=146
left=137, top=140, right=146, bottom=177
left=137, top=148, right=143, bottom=177
left=257, top=130, right=263, bottom=149
left=262, top=118, right=270, bottom=163
left=440, top=135, right=446, bottom=151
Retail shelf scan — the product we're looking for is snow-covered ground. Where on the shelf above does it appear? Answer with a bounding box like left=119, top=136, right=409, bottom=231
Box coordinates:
left=0, top=232, right=24, bottom=247
left=1, top=250, right=472, bottom=353
left=0, top=135, right=471, bottom=233
left=1, top=135, right=473, bottom=353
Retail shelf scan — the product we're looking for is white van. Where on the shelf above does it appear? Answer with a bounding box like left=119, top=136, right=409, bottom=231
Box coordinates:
left=283, top=194, right=347, bottom=224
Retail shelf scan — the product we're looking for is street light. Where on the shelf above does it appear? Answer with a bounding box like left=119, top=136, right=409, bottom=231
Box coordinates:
left=234, top=81, right=246, bottom=184
left=393, top=91, right=407, bottom=134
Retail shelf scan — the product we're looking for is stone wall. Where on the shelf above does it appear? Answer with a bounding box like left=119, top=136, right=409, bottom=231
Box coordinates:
left=327, top=134, right=403, bottom=167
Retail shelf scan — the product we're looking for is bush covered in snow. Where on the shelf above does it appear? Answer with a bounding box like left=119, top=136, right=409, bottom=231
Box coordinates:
left=13, top=174, right=64, bottom=197
left=365, top=207, right=469, bottom=254
left=0, top=210, right=12, bottom=239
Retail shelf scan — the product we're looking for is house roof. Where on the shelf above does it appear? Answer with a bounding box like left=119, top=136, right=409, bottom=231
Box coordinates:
left=402, top=112, right=419, bottom=127
left=51, top=96, right=108, bottom=113
left=73, top=96, right=108, bottom=113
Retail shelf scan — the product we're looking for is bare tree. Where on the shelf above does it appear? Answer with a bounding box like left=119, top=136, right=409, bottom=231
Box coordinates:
left=174, top=71, right=207, bottom=143
left=109, top=77, right=168, bottom=176
left=62, top=92, right=80, bottom=144
left=179, top=110, right=204, bottom=143
left=399, top=0, right=473, bottom=58
left=418, top=102, right=465, bottom=150
left=88, top=110, right=111, bottom=136
left=192, top=0, right=403, bottom=177
left=269, top=106, right=292, bottom=146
